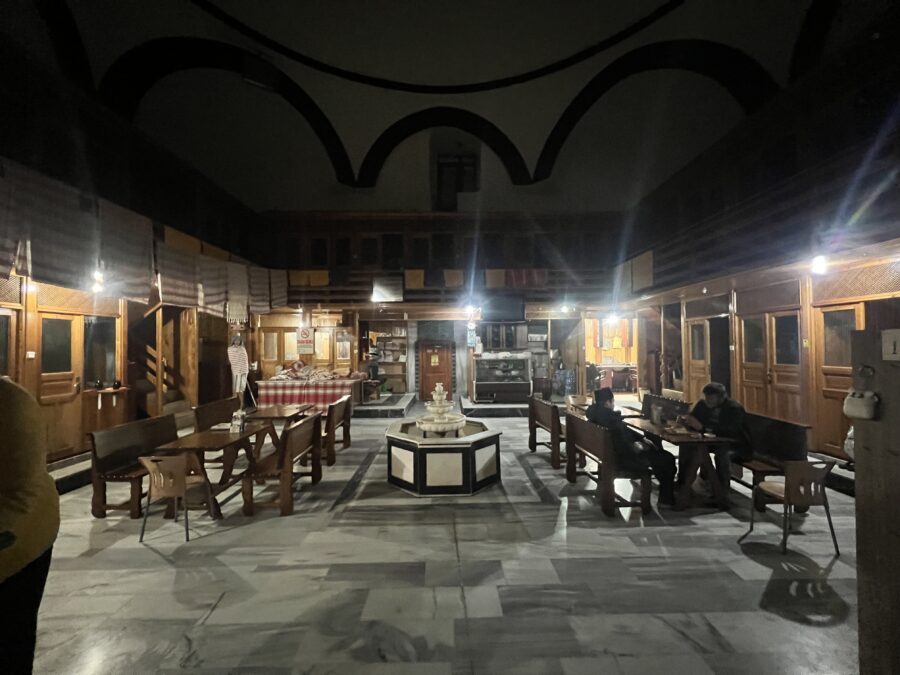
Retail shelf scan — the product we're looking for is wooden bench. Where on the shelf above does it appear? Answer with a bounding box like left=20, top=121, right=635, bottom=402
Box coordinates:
left=194, top=396, right=244, bottom=483
left=638, top=393, right=690, bottom=421
left=564, top=412, right=652, bottom=516
left=242, top=414, right=323, bottom=516
left=528, top=396, right=566, bottom=469
left=90, top=414, right=178, bottom=518
left=322, top=394, right=352, bottom=466
left=736, top=413, right=809, bottom=509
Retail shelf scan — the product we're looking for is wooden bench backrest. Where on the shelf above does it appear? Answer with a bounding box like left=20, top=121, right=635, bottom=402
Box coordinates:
left=640, top=393, right=689, bottom=420
left=530, top=396, right=561, bottom=433
left=564, top=412, right=612, bottom=463
left=280, top=413, right=321, bottom=469
left=194, top=396, right=240, bottom=432
left=90, top=414, right=178, bottom=473
left=746, top=413, right=808, bottom=466
left=326, top=394, right=351, bottom=431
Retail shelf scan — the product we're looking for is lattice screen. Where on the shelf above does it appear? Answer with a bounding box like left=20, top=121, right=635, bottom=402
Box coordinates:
left=813, top=261, right=900, bottom=304
left=0, top=275, right=22, bottom=304
left=736, top=279, right=801, bottom=315
left=36, top=282, right=118, bottom=314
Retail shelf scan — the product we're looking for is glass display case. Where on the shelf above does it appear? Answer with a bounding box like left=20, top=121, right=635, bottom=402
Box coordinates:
left=474, top=352, right=532, bottom=403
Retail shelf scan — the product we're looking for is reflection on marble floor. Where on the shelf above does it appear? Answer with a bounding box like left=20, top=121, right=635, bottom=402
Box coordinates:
left=37, top=416, right=859, bottom=674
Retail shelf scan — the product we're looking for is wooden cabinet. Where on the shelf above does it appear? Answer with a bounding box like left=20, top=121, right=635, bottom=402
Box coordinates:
left=480, top=322, right=527, bottom=350
left=370, top=322, right=407, bottom=394
left=82, top=388, right=132, bottom=445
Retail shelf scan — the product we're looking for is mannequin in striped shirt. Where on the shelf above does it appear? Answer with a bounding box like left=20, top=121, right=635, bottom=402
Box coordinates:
left=228, top=335, right=250, bottom=398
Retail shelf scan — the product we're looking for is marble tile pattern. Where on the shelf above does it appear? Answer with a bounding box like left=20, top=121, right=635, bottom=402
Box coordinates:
left=36, top=409, right=859, bottom=674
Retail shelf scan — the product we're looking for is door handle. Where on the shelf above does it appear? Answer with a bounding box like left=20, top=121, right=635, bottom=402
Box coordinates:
left=74, top=377, right=81, bottom=394
left=766, top=371, right=772, bottom=384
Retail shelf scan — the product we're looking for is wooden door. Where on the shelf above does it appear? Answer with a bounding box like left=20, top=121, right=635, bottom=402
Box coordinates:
left=737, top=315, right=768, bottom=415
left=685, top=319, right=709, bottom=403
left=314, top=327, right=333, bottom=368
left=419, top=341, right=452, bottom=400
left=815, top=304, right=864, bottom=458
left=38, top=312, right=84, bottom=460
left=768, top=310, right=803, bottom=423
left=259, top=328, right=282, bottom=380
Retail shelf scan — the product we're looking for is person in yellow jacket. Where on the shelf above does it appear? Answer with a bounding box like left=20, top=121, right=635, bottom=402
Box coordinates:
left=0, top=377, right=60, bottom=675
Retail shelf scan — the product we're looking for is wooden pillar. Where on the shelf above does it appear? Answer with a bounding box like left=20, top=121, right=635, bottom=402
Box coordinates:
left=851, top=330, right=900, bottom=674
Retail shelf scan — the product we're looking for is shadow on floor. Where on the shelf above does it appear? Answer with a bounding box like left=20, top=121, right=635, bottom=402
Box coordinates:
left=740, top=541, right=849, bottom=627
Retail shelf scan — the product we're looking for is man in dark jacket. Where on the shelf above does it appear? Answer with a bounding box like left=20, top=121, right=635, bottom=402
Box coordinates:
left=682, top=382, right=751, bottom=508
left=586, top=387, right=676, bottom=506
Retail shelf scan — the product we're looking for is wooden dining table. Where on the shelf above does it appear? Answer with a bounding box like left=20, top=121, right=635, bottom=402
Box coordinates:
left=246, top=403, right=313, bottom=425
left=155, top=421, right=277, bottom=519
left=624, top=417, right=736, bottom=509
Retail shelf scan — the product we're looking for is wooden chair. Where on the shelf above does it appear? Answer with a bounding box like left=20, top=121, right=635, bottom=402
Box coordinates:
left=739, top=460, right=839, bottom=555
left=242, top=414, right=323, bottom=516
left=322, top=394, right=352, bottom=466
left=565, top=394, right=590, bottom=414
left=193, top=396, right=242, bottom=482
left=528, top=396, right=566, bottom=469
left=138, top=454, right=213, bottom=542
left=90, top=414, right=178, bottom=518
left=565, top=413, right=652, bottom=517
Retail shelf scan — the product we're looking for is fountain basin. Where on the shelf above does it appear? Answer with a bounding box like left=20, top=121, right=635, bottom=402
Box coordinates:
left=416, top=412, right=467, bottom=434
left=386, top=419, right=502, bottom=495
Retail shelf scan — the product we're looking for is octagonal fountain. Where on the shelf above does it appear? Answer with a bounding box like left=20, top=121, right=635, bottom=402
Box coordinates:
left=386, top=383, right=502, bottom=495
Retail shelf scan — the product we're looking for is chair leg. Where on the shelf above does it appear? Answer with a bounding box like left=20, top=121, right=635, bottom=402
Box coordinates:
left=183, top=498, right=190, bottom=542
left=640, top=475, right=651, bottom=515
left=280, top=471, right=294, bottom=516
left=139, top=490, right=151, bottom=543
left=738, top=487, right=757, bottom=543
left=129, top=479, right=143, bottom=519
left=781, top=503, right=790, bottom=554
left=565, top=442, right=577, bottom=483
left=600, top=469, right=615, bottom=517
left=242, top=476, right=255, bottom=516
left=824, top=493, right=840, bottom=557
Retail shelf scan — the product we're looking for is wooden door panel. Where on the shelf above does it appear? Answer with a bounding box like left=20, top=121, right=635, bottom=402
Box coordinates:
left=819, top=369, right=853, bottom=457
left=768, top=311, right=802, bottom=424
left=38, top=312, right=84, bottom=459
left=420, top=342, right=453, bottom=400
left=259, top=328, right=282, bottom=380
left=737, top=315, right=767, bottom=415
left=685, top=320, right=709, bottom=403
left=814, top=304, right=863, bottom=459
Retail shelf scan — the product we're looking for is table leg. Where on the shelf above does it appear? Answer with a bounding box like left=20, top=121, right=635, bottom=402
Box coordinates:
left=197, top=449, right=223, bottom=519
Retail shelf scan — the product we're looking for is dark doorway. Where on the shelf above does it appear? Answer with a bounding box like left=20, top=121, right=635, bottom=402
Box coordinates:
left=709, top=316, right=732, bottom=395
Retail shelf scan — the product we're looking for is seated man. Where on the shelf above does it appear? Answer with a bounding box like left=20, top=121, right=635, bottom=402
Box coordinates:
left=681, top=382, right=751, bottom=507
left=586, top=387, right=676, bottom=506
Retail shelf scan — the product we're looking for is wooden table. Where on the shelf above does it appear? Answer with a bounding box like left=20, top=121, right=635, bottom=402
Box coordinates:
left=156, top=422, right=277, bottom=519
left=247, top=403, right=313, bottom=424
left=625, top=418, right=736, bottom=509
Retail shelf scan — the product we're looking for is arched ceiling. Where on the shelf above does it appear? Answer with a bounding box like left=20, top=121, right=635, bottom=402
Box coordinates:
left=13, top=0, right=890, bottom=213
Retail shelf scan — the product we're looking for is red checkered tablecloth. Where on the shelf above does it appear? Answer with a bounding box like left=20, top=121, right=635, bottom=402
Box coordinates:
left=257, top=379, right=355, bottom=414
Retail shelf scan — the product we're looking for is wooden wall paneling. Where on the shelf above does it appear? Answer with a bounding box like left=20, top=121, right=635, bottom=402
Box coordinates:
left=180, top=308, right=199, bottom=406
left=155, top=306, right=163, bottom=415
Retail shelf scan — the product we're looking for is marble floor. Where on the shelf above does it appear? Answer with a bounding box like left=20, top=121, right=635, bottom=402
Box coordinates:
left=37, top=414, right=859, bottom=674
